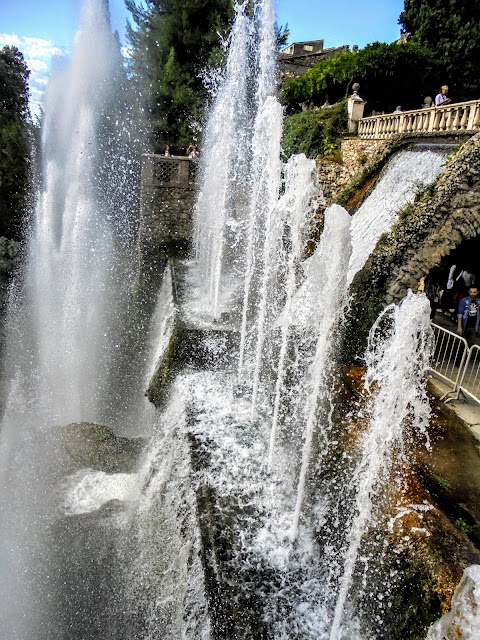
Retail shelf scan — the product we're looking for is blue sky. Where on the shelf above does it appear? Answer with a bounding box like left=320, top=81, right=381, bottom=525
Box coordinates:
left=0, top=0, right=405, bottom=112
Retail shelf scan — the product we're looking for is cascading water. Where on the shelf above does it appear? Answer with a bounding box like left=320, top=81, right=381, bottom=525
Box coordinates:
left=0, top=0, right=459, bottom=636
left=348, top=147, right=448, bottom=284
left=329, top=291, right=433, bottom=639
left=267, top=154, right=321, bottom=466
left=185, top=1, right=446, bottom=637
left=288, top=204, right=352, bottom=541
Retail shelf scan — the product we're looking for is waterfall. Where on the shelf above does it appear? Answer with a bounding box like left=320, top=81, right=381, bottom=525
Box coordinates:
left=0, top=0, right=457, bottom=635
left=348, top=147, right=447, bottom=284
left=329, top=291, right=433, bottom=639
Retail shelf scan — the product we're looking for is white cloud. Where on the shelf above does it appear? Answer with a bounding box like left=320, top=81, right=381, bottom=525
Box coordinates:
left=0, top=33, right=21, bottom=47
left=25, top=58, right=48, bottom=72
left=23, top=36, right=64, bottom=59
left=0, top=33, right=67, bottom=116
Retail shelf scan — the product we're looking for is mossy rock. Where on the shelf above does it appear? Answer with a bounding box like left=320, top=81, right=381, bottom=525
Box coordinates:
left=61, top=422, right=146, bottom=473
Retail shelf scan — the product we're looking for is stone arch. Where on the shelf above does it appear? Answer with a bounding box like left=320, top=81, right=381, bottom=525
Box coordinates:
left=346, top=131, right=480, bottom=358
left=383, top=132, right=480, bottom=303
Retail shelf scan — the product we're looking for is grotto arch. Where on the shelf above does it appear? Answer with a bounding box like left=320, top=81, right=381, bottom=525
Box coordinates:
left=347, top=131, right=480, bottom=358
left=425, top=235, right=480, bottom=325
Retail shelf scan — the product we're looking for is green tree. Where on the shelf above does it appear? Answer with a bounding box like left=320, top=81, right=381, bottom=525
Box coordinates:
left=125, top=0, right=233, bottom=152
left=399, top=0, right=480, bottom=99
left=281, top=41, right=440, bottom=115
left=0, top=46, right=31, bottom=240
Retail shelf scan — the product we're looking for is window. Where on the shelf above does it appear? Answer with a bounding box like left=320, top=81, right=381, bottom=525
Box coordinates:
left=303, top=45, right=313, bottom=52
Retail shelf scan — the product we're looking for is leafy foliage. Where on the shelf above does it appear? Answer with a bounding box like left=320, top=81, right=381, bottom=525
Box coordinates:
left=0, top=46, right=31, bottom=239
left=125, top=0, right=234, bottom=152
left=399, top=0, right=480, bottom=100
left=282, top=100, right=347, bottom=159
left=282, top=41, right=440, bottom=115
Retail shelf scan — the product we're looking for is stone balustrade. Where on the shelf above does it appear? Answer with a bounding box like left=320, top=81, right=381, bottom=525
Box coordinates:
left=141, top=154, right=199, bottom=188
left=358, top=99, right=480, bottom=139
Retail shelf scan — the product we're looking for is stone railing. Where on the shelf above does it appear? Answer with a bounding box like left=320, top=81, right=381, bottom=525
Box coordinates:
left=358, top=99, right=480, bottom=139
left=140, top=154, right=199, bottom=188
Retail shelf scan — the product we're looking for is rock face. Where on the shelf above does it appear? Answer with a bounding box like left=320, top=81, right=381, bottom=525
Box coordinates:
left=61, top=422, right=145, bottom=473
left=427, top=565, right=480, bottom=640
left=346, top=131, right=480, bottom=358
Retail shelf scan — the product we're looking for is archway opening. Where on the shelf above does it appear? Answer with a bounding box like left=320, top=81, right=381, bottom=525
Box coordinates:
left=425, top=234, right=480, bottom=329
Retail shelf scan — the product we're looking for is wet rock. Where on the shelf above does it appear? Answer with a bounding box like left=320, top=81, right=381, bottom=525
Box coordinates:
left=46, top=498, right=130, bottom=640
left=61, top=422, right=145, bottom=473
left=427, top=565, right=480, bottom=640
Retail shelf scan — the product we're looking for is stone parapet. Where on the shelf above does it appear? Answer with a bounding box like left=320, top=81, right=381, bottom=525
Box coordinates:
left=137, top=154, right=198, bottom=261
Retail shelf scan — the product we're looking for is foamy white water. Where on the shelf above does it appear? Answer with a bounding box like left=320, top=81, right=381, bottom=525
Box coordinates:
left=268, top=154, right=321, bottom=465
left=193, top=3, right=254, bottom=319
left=0, top=2, right=140, bottom=636
left=63, top=469, right=139, bottom=515
left=427, top=565, right=480, bottom=640
left=329, top=291, right=433, bottom=639
left=290, top=204, right=352, bottom=541
left=348, top=148, right=447, bottom=284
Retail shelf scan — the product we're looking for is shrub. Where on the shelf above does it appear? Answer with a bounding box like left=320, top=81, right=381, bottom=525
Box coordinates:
left=282, top=100, right=347, bottom=160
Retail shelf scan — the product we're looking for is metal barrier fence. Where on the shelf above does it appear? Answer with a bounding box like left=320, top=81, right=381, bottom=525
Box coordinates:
left=456, top=345, right=480, bottom=404
left=430, top=323, right=480, bottom=405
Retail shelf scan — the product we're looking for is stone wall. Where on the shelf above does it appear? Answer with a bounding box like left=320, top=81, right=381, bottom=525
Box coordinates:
left=384, top=134, right=480, bottom=303
left=138, top=186, right=195, bottom=259
left=317, top=137, right=391, bottom=202
left=137, top=154, right=197, bottom=262
left=346, top=131, right=480, bottom=358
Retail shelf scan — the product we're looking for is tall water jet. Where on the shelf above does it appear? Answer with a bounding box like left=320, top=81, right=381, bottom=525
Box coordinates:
left=267, top=154, right=321, bottom=466
left=329, top=291, right=433, bottom=639
left=289, top=204, right=352, bottom=541
left=193, top=3, right=255, bottom=320
left=0, top=1, right=139, bottom=635
left=237, top=0, right=280, bottom=380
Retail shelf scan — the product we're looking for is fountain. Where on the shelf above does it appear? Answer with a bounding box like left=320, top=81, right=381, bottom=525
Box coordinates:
left=0, top=0, right=145, bottom=636
left=0, top=0, right=471, bottom=637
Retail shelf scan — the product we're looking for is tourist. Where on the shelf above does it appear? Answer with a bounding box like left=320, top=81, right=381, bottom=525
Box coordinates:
left=457, top=286, right=480, bottom=344
left=187, top=143, right=199, bottom=158
left=435, top=85, right=451, bottom=107
left=456, top=266, right=476, bottom=288
left=164, top=144, right=171, bottom=157
left=393, top=106, right=403, bottom=113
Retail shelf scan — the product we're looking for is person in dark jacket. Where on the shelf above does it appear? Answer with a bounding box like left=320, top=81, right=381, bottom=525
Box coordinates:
left=457, top=286, right=480, bottom=345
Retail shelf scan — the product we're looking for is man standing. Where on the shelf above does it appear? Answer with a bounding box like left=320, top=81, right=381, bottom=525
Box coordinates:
left=457, top=286, right=480, bottom=345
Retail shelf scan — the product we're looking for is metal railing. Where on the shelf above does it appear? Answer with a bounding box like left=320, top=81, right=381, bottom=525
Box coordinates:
left=456, top=345, right=480, bottom=404
left=430, top=323, right=480, bottom=405
left=141, top=154, right=199, bottom=188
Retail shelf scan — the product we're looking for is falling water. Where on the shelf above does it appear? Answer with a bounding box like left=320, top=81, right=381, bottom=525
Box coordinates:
left=348, top=147, right=448, bottom=284
left=329, top=291, right=433, bottom=639
left=268, top=154, right=320, bottom=466
left=289, top=204, right=352, bottom=541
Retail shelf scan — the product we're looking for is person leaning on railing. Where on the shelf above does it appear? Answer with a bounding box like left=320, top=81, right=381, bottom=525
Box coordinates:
left=435, top=85, right=451, bottom=107
left=457, top=286, right=480, bottom=345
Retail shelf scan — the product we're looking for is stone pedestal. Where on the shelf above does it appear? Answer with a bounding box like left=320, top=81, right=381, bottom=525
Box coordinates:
left=348, top=83, right=365, bottom=134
